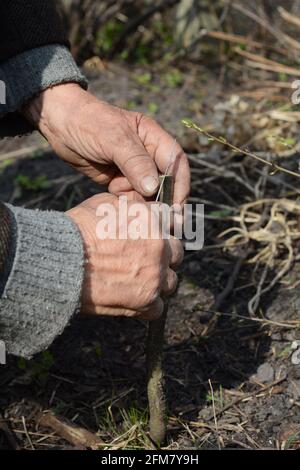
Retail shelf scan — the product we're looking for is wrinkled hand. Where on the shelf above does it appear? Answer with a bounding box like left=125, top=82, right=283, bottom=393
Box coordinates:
left=67, top=193, right=183, bottom=320
left=23, top=83, right=190, bottom=205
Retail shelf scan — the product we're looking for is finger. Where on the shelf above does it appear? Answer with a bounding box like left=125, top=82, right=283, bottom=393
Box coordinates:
left=172, top=151, right=190, bottom=206
left=108, top=176, right=147, bottom=201
left=138, top=116, right=191, bottom=205
left=161, top=268, right=178, bottom=295
left=62, top=150, right=119, bottom=186
left=82, top=305, right=140, bottom=317
left=113, top=137, right=159, bottom=197
left=138, top=297, right=164, bottom=321
left=83, top=299, right=164, bottom=321
left=168, top=236, right=184, bottom=268
left=108, top=175, right=133, bottom=194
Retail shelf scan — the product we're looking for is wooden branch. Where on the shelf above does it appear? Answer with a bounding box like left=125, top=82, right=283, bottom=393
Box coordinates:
left=278, top=6, right=300, bottom=29
left=281, top=32, right=300, bottom=53
left=244, top=60, right=300, bottom=77
left=146, top=175, right=173, bottom=446
left=231, top=2, right=300, bottom=61
left=235, top=48, right=300, bottom=77
left=231, top=2, right=278, bottom=37
left=208, top=31, right=262, bottom=47
left=246, top=80, right=295, bottom=89
left=37, top=412, right=103, bottom=450
left=0, top=143, right=50, bottom=163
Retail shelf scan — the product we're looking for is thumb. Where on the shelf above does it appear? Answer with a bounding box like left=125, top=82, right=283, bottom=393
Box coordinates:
left=114, top=141, right=159, bottom=197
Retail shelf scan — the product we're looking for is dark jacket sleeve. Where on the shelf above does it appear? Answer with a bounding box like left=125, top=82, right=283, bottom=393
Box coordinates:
left=0, top=0, right=69, bottom=63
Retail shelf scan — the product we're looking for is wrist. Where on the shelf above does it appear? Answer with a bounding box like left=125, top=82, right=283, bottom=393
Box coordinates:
left=21, top=82, right=86, bottom=134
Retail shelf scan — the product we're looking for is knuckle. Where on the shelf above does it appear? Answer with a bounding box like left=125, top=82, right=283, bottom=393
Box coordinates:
left=136, top=112, right=153, bottom=126
left=175, top=242, right=184, bottom=262
left=153, top=238, right=165, bottom=256
left=145, top=272, right=161, bottom=304
left=171, top=271, right=178, bottom=290
left=122, top=153, right=146, bottom=172
left=166, top=270, right=178, bottom=294
left=135, top=273, right=160, bottom=308
left=150, top=264, right=162, bottom=283
left=143, top=288, right=160, bottom=308
left=170, top=238, right=184, bottom=266
left=149, top=275, right=161, bottom=297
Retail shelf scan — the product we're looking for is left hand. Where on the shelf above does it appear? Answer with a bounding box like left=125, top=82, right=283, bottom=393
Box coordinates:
left=67, top=192, right=183, bottom=320
left=23, top=83, right=190, bottom=205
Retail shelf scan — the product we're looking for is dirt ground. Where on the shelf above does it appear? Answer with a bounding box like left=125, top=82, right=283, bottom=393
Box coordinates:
left=0, top=61, right=300, bottom=450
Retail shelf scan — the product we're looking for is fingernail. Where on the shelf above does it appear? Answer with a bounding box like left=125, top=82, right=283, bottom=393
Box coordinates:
left=142, top=176, right=159, bottom=194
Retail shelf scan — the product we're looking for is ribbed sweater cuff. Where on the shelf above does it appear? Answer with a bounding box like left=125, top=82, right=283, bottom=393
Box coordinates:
left=0, top=205, right=84, bottom=358
left=0, top=44, right=88, bottom=117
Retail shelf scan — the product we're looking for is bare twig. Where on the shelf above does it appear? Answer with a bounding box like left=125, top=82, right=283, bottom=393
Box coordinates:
left=206, top=30, right=285, bottom=54
left=22, top=416, right=34, bottom=450
left=206, top=376, right=287, bottom=421
left=208, top=379, right=221, bottom=450
left=212, top=250, right=249, bottom=311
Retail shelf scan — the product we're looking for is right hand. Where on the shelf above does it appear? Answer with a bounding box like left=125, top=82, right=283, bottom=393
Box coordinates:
left=24, top=83, right=190, bottom=206
left=67, top=193, right=183, bottom=320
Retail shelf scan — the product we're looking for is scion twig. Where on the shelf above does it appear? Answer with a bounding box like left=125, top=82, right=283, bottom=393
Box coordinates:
left=182, top=119, right=300, bottom=179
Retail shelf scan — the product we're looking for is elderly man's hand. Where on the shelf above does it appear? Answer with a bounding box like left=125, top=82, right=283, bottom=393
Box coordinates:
left=23, top=83, right=190, bottom=205
left=67, top=193, right=183, bottom=320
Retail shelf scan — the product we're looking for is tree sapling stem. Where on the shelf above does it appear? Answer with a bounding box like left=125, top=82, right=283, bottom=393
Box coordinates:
left=146, top=174, right=173, bottom=446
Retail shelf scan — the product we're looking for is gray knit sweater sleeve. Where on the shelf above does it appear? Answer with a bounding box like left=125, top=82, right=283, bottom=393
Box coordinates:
left=0, top=204, right=84, bottom=359
left=0, top=44, right=87, bottom=357
left=0, top=44, right=88, bottom=136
